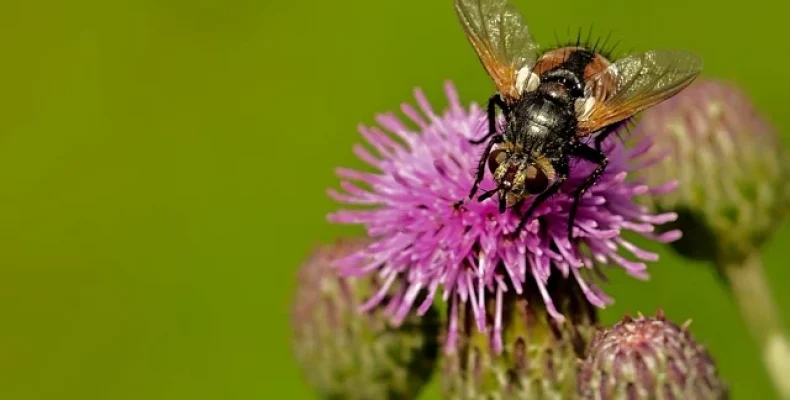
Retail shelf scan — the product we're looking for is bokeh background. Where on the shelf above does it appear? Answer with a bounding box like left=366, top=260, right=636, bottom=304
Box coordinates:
left=0, top=0, right=787, bottom=399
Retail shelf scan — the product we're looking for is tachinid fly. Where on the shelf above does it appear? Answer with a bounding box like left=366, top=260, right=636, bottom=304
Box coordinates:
left=454, top=0, right=702, bottom=240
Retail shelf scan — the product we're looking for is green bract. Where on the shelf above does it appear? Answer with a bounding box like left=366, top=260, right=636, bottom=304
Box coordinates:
left=441, top=276, right=598, bottom=400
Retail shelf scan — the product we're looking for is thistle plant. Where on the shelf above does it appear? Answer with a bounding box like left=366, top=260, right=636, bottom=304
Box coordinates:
left=632, top=78, right=790, bottom=398
left=319, top=81, right=688, bottom=398
left=291, top=238, right=439, bottom=399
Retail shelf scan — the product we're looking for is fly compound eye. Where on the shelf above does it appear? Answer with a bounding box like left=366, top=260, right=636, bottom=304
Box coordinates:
left=524, top=165, right=549, bottom=194
left=487, top=149, right=508, bottom=174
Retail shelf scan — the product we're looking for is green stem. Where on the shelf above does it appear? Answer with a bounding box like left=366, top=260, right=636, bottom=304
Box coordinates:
left=722, top=252, right=790, bottom=400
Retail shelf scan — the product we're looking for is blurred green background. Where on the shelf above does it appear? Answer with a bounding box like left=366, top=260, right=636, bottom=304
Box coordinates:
left=0, top=0, right=786, bottom=398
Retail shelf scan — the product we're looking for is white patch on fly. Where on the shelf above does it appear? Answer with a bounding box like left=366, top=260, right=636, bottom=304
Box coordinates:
left=575, top=96, right=596, bottom=119
left=516, top=66, right=540, bottom=94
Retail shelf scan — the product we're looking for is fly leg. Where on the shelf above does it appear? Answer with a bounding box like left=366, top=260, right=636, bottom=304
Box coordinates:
left=506, top=176, right=568, bottom=240
left=568, top=144, right=609, bottom=242
left=594, top=119, right=630, bottom=152
left=470, top=94, right=507, bottom=145
left=468, top=135, right=503, bottom=199
left=456, top=94, right=508, bottom=209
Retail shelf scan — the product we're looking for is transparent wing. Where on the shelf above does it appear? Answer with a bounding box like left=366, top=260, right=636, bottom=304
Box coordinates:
left=454, top=0, right=540, bottom=101
left=577, top=49, right=702, bottom=135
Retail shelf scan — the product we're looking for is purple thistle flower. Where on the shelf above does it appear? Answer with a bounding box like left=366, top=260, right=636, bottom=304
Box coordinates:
left=327, top=81, right=680, bottom=353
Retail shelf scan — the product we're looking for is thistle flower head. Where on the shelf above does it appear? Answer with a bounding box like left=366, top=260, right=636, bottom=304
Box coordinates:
left=327, top=81, right=679, bottom=352
left=577, top=311, right=727, bottom=400
left=631, top=78, right=790, bottom=263
left=291, top=238, right=439, bottom=400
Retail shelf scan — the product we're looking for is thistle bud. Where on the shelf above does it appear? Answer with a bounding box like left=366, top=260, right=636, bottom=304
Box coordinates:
left=577, top=311, right=727, bottom=400
left=440, top=276, right=598, bottom=399
left=632, top=78, right=790, bottom=263
left=290, top=238, right=439, bottom=399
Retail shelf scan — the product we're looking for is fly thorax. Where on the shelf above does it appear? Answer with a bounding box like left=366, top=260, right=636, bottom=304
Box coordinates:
left=517, top=97, right=569, bottom=135
left=539, top=81, right=573, bottom=103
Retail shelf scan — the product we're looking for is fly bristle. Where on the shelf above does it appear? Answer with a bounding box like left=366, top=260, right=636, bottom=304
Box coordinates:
left=553, top=29, right=562, bottom=50
left=585, top=24, right=594, bottom=48
left=593, top=34, right=625, bottom=61
left=591, top=35, right=603, bottom=54
left=608, top=38, right=623, bottom=57
left=545, top=25, right=624, bottom=61
left=596, top=31, right=612, bottom=54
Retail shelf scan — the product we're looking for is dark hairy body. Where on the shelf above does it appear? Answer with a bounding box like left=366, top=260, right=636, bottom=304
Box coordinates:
left=467, top=48, right=619, bottom=240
